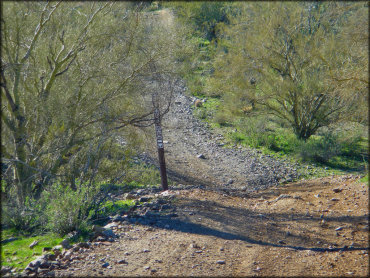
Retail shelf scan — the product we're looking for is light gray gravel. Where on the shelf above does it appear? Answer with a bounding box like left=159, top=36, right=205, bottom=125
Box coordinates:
left=141, top=79, right=298, bottom=192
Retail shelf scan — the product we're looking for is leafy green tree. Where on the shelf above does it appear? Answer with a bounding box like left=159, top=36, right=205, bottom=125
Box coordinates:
left=207, top=2, right=368, bottom=140
left=1, top=2, right=184, bottom=212
left=162, top=1, right=229, bottom=40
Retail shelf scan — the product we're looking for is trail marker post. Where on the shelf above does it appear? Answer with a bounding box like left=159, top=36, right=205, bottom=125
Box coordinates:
left=153, top=100, right=168, bottom=191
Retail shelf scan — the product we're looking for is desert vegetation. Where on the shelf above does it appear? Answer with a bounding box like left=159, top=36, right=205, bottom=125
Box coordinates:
left=1, top=2, right=368, bottom=273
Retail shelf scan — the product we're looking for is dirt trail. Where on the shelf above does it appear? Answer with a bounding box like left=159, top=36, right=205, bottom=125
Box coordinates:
left=144, top=81, right=298, bottom=190
left=53, top=175, right=368, bottom=277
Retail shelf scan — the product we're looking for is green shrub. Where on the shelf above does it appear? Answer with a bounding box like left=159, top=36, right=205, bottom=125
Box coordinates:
left=2, top=194, right=47, bottom=233
left=230, top=132, right=246, bottom=144
left=271, top=132, right=302, bottom=154
left=94, top=199, right=135, bottom=218
left=124, top=164, right=161, bottom=186
left=298, top=132, right=341, bottom=164
left=42, top=182, right=100, bottom=235
left=194, top=107, right=208, bottom=119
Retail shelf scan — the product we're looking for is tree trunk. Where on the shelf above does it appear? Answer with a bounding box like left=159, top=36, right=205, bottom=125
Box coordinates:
left=13, top=120, right=32, bottom=206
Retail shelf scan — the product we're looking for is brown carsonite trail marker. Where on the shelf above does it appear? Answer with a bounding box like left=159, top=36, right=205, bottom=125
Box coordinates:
left=153, top=102, right=168, bottom=191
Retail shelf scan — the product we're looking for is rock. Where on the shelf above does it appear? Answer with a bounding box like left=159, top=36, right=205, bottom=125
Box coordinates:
left=190, top=243, right=200, bottom=249
left=77, top=242, right=90, bottom=249
left=102, top=229, right=116, bottom=238
left=216, top=260, right=226, bottom=264
left=29, top=240, right=39, bottom=249
left=24, top=266, right=37, bottom=273
left=330, top=198, right=340, bottom=201
left=101, top=263, right=109, bottom=268
left=253, top=266, right=261, bottom=272
left=139, top=196, right=151, bottom=202
left=62, top=250, right=73, bottom=261
left=104, top=223, right=118, bottom=230
left=1, top=266, right=12, bottom=275
left=112, top=215, right=124, bottom=222
left=52, top=245, right=63, bottom=252
left=332, top=188, right=343, bottom=193
left=42, top=253, right=57, bottom=261
left=320, top=219, right=328, bottom=227
left=49, top=261, right=60, bottom=268
left=160, top=191, right=173, bottom=197
left=39, top=260, right=51, bottom=269
left=124, top=193, right=138, bottom=200
left=161, top=204, right=171, bottom=210
left=27, top=258, right=42, bottom=269
left=197, top=154, right=206, bottom=159
left=42, top=247, right=52, bottom=252
left=93, top=225, right=105, bottom=233
left=143, top=249, right=150, bottom=253
left=66, top=231, right=79, bottom=241
left=117, top=259, right=127, bottom=264
left=335, top=226, right=344, bottom=231
left=94, top=236, right=106, bottom=242
left=46, top=271, right=55, bottom=277
left=278, top=240, right=286, bottom=244
left=144, top=266, right=150, bottom=270
left=194, top=99, right=203, bottom=107
left=275, top=194, right=292, bottom=202
left=61, top=239, right=71, bottom=249
left=1, top=237, right=19, bottom=244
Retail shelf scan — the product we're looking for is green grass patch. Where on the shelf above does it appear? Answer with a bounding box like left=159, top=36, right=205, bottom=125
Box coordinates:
left=95, top=199, right=136, bottom=218
left=359, top=174, right=368, bottom=184
left=1, top=231, right=63, bottom=271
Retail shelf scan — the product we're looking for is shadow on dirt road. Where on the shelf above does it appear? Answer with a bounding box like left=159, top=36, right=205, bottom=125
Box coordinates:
left=157, top=196, right=369, bottom=253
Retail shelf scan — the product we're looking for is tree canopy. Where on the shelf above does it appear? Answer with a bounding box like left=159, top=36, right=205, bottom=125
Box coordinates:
left=207, top=2, right=368, bottom=140
left=1, top=2, right=185, bottom=211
